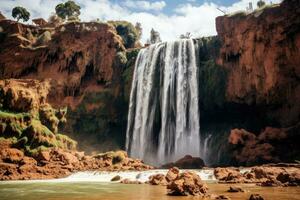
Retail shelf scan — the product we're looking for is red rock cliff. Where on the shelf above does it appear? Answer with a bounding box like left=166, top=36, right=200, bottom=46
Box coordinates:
left=0, top=20, right=125, bottom=108
left=216, top=0, right=300, bottom=127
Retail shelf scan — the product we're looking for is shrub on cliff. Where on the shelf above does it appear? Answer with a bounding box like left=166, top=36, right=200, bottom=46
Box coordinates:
left=55, top=1, right=81, bottom=21
left=12, top=6, right=30, bottom=22
left=108, top=21, right=139, bottom=48
left=257, top=0, right=266, bottom=8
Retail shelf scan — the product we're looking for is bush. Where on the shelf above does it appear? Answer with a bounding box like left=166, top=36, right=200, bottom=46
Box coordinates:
left=108, top=21, right=139, bottom=48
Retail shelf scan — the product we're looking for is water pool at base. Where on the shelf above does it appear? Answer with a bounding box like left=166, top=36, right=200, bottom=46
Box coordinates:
left=0, top=170, right=299, bottom=200
left=1, top=182, right=300, bottom=200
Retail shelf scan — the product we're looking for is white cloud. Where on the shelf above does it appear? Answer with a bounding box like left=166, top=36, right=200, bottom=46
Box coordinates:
left=123, top=0, right=166, bottom=11
left=0, top=0, right=282, bottom=43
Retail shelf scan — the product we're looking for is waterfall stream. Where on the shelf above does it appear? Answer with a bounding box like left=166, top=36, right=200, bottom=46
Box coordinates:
left=126, top=39, right=201, bottom=164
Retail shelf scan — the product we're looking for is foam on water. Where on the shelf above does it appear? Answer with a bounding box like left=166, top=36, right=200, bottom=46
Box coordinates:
left=0, top=169, right=216, bottom=184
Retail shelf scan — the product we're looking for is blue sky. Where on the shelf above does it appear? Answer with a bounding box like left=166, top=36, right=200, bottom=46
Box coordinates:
left=1, top=0, right=281, bottom=42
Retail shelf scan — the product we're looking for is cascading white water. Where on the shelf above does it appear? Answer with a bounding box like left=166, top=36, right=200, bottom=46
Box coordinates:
left=126, top=39, right=201, bottom=164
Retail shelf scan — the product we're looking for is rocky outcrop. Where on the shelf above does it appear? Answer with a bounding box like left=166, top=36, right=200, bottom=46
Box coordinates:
left=149, top=174, right=168, bottom=185
left=249, top=194, right=264, bottom=200
left=216, top=0, right=300, bottom=127
left=0, top=19, right=138, bottom=151
left=148, top=167, right=208, bottom=196
left=214, top=165, right=300, bottom=186
left=228, top=126, right=300, bottom=165
left=0, top=145, right=153, bottom=180
left=161, top=155, right=205, bottom=169
left=205, top=0, right=300, bottom=166
left=167, top=171, right=208, bottom=196
left=0, top=79, right=152, bottom=180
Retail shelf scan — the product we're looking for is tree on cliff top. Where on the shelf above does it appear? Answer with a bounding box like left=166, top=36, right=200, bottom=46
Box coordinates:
left=12, top=6, right=30, bottom=22
left=55, top=1, right=81, bottom=21
left=257, top=0, right=266, bottom=8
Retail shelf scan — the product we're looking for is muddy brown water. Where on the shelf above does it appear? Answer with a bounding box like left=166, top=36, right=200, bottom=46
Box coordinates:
left=0, top=182, right=299, bottom=200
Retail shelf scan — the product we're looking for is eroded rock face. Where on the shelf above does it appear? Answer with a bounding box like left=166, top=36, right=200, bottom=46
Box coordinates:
left=216, top=0, right=300, bottom=127
left=0, top=20, right=132, bottom=151
left=214, top=165, right=300, bottom=186
left=228, top=125, right=300, bottom=165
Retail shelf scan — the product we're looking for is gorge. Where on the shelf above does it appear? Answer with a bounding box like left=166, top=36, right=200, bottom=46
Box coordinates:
left=0, top=0, right=299, bottom=199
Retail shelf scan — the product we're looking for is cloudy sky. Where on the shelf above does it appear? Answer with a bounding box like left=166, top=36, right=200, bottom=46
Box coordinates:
left=1, top=0, right=281, bottom=42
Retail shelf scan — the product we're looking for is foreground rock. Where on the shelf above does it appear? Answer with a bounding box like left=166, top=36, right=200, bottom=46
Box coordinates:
left=227, top=186, right=244, bottom=192
left=149, top=174, right=168, bottom=185
left=120, top=178, right=142, bottom=184
left=167, top=170, right=208, bottom=196
left=161, top=155, right=205, bottom=169
left=0, top=146, right=153, bottom=180
left=214, top=165, right=300, bottom=186
left=249, top=194, right=264, bottom=200
left=148, top=167, right=207, bottom=196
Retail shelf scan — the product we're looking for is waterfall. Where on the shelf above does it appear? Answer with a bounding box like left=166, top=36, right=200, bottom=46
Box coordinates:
left=126, top=39, right=200, bottom=164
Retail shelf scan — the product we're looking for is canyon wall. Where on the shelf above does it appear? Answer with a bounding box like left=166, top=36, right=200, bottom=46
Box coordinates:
left=209, top=0, right=300, bottom=165
left=0, top=0, right=299, bottom=166
left=0, top=19, right=136, bottom=152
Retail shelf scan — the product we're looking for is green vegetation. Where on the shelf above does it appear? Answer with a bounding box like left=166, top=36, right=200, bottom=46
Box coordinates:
left=257, top=0, right=266, bottom=8
left=12, top=6, right=30, bottom=22
left=0, top=107, right=76, bottom=156
left=108, top=21, right=139, bottom=48
left=196, top=37, right=228, bottom=111
left=199, top=60, right=227, bottom=109
left=55, top=0, right=81, bottom=21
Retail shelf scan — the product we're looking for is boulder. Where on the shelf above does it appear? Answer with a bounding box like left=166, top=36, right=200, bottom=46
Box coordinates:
left=215, top=195, right=231, bottom=200
left=162, top=155, right=205, bottom=169
left=0, top=148, right=24, bottom=163
left=111, top=175, right=121, bottom=181
left=227, top=186, right=244, bottom=192
left=20, top=157, right=37, bottom=166
left=249, top=194, right=264, bottom=200
left=38, top=151, right=51, bottom=161
left=214, top=167, right=244, bottom=183
left=166, top=167, right=180, bottom=182
left=120, top=178, right=142, bottom=184
left=148, top=174, right=168, bottom=185
left=167, top=171, right=208, bottom=196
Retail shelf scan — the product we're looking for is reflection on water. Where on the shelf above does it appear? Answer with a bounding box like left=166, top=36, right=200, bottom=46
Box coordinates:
left=0, top=182, right=300, bottom=200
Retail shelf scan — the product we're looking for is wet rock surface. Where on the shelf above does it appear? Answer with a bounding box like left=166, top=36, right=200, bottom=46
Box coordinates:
left=161, top=155, right=205, bottom=169
left=148, top=174, right=168, bottom=186
left=214, top=165, right=300, bottom=186
left=249, top=194, right=264, bottom=200
left=167, top=170, right=208, bottom=196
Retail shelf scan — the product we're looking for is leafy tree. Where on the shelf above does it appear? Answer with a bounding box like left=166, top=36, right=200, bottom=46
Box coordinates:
left=12, top=6, right=30, bottom=22
left=55, top=1, right=81, bottom=21
left=150, top=28, right=161, bottom=44
left=257, top=0, right=266, bottom=8
left=108, top=21, right=139, bottom=48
